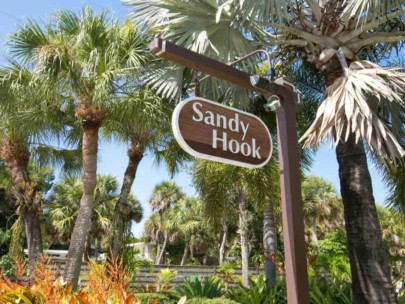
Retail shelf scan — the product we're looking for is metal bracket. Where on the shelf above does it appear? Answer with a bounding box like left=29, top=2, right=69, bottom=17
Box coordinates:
left=264, top=95, right=281, bottom=112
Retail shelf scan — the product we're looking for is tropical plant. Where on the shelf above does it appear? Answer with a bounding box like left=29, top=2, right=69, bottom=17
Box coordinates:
left=103, top=87, right=186, bottom=261
left=308, top=276, right=352, bottom=304
left=0, top=66, right=75, bottom=272
left=135, top=292, right=177, bottom=304
left=226, top=275, right=287, bottom=304
left=193, top=160, right=279, bottom=288
left=166, top=197, right=212, bottom=266
left=302, top=176, right=343, bottom=252
left=45, top=175, right=142, bottom=258
left=7, top=7, right=150, bottom=288
left=148, top=181, right=185, bottom=264
left=174, top=276, right=224, bottom=300
left=126, top=0, right=405, bottom=301
left=0, top=255, right=14, bottom=277
left=0, top=255, right=138, bottom=304
left=156, top=268, right=177, bottom=291
left=184, top=298, right=239, bottom=304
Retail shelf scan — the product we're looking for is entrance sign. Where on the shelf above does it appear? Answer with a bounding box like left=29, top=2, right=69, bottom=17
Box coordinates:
left=172, top=97, right=272, bottom=168
left=151, top=38, right=309, bottom=304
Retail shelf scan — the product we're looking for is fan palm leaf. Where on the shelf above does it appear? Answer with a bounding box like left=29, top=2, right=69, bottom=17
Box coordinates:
left=301, top=60, right=405, bottom=162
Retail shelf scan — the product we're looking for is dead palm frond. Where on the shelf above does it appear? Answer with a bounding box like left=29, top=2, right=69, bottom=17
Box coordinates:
left=301, top=60, right=405, bottom=164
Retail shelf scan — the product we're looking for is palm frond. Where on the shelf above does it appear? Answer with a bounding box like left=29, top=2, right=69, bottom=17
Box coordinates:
left=301, top=60, right=405, bottom=164
left=340, top=0, right=405, bottom=26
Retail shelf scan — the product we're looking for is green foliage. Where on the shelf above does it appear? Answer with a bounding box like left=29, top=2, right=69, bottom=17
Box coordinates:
left=0, top=255, right=14, bottom=277
left=157, top=268, right=177, bottom=291
left=0, top=229, right=10, bottom=256
left=226, top=275, right=287, bottom=304
left=318, top=230, right=348, bottom=256
left=185, top=297, right=239, bottom=304
left=312, top=254, right=351, bottom=284
left=175, top=276, right=223, bottom=299
left=214, top=261, right=238, bottom=287
left=120, top=241, right=154, bottom=276
left=135, top=292, right=177, bottom=303
left=308, top=276, right=351, bottom=304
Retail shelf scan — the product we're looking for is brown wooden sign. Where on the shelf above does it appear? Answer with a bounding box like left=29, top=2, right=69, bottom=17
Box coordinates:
left=172, top=97, right=272, bottom=168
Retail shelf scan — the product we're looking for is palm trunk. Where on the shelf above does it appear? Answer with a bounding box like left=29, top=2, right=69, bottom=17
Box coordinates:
left=156, top=231, right=168, bottom=265
left=110, top=142, right=143, bottom=260
left=263, top=197, right=277, bottom=289
left=180, top=236, right=189, bottom=266
left=84, top=234, right=91, bottom=262
left=203, top=252, right=208, bottom=265
left=311, top=220, right=320, bottom=253
left=238, top=190, right=249, bottom=288
left=336, top=133, right=396, bottom=303
left=64, top=120, right=100, bottom=290
left=155, top=242, right=161, bottom=264
left=21, top=206, right=43, bottom=274
left=219, top=221, right=228, bottom=264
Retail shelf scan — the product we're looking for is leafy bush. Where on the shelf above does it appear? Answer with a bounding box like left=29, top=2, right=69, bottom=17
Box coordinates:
left=226, top=275, right=287, bottom=304
left=175, top=276, right=223, bottom=299
left=309, top=276, right=351, bottom=304
left=121, top=244, right=154, bottom=276
left=157, top=268, right=177, bottom=291
left=0, top=255, right=138, bottom=304
left=0, top=255, right=14, bottom=277
left=318, top=229, right=348, bottom=256
left=185, top=297, right=239, bottom=304
left=135, top=292, right=177, bottom=303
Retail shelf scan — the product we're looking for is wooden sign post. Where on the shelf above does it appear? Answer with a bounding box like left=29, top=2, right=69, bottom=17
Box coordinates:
left=150, top=38, right=309, bottom=304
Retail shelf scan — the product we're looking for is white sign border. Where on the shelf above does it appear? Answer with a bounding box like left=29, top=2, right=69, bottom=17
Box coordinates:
left=172, top=96, right=273, bottom=169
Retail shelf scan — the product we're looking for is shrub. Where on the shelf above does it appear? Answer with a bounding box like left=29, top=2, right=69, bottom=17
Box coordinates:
left=185, top=297, right=239, bottom=304
left=309, top=276, right=351, bottom=304
left=0, top=255, right=138, bottom=304
left=135, top=292, right=177, bottom=304
left=226, top=275, right=287, bottom=304
left=175, top=276, right=223, bottom=299
left=0, top=255, right=14, bottom=277
left=157, top=268, right=177, bottom=291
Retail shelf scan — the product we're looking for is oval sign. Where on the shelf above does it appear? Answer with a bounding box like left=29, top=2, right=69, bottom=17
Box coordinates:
left=172, top=97, right=272, bottom=168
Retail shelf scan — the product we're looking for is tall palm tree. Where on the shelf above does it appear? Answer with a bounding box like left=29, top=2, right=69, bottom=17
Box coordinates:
left=193, top=160, right=278, bottom=288
left=102, top=88, right=181, bottom=260
left=8, top=8, right=149, bottom=287
left=126, top=1, right=405, bottom=301
left=0, top=66, right=76, bottom=272
left=149, top=180, right=184, bottom=264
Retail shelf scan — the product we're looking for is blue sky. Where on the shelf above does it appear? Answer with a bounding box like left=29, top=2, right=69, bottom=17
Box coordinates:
left=0, top=1, right=389, bottom=237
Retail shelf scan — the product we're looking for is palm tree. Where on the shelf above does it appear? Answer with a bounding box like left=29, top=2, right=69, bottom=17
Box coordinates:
left=168, top=196, right=209, bottom=265
left=8, top=8, right=149, bottom=287
left=302, top=176, right=343, bottom=252
left=101, top=88, right=178, bottom=260
left=0, top=66, right=76, bottom=272
left=46, top=175, right=142, bottom=257
left=126, top=1, right=405, bottom=301
left=193, top=160, right=279, bottom=288
left=149, top=180, right=184, bottom=264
